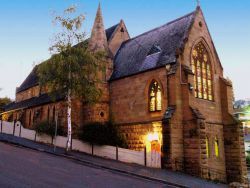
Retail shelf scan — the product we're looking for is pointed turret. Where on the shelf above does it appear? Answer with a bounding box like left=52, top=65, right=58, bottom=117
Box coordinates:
left=88, top=3, right=108, bottom=52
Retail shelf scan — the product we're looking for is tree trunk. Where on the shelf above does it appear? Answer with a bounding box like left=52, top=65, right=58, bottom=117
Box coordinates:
left=66, top=89, right=72, bottom=151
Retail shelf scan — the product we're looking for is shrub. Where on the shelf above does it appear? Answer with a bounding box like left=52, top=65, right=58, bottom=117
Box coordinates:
left=34, top=120, right=64, bottom=138
left=78, top=122, right=127, bottom=148
left=246, top=155, right=250, bottom=166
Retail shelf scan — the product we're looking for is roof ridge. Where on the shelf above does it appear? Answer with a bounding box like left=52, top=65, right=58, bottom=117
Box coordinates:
left=128, top=10, right=196, bottom=42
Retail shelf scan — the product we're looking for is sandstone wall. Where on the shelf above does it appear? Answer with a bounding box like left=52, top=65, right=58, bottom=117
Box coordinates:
left=178, top=8, right=228, bottom=181
left=16, top=86, right=40, bottom=102
left=110, top=67, right=167, bottom=124
left=110, top=68, right=167, bottom=151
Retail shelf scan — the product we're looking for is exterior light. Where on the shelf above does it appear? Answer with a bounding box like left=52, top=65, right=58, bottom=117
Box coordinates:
left=189, top=83, right=194, bottom=91
left=147, top=132, right=159, bottom=142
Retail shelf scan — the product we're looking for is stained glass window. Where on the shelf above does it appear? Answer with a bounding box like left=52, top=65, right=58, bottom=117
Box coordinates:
left=191, top=42, right=213, bottom=101
left=214, top=137, right=219, bottom=158
left=206, top=137, right=210, bottom=158
left=149, top=81, right=162, bottom=112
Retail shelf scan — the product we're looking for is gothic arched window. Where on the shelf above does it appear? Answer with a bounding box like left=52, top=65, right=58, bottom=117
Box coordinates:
left=149, top=81, right=162, bottom=112
left=191, top=42, right=213, bottom=101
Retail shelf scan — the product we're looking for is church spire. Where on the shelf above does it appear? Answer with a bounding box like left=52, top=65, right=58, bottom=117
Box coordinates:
left=88, top=3, right=108, bottom=52
left=196, top=0, right=200, bottom=8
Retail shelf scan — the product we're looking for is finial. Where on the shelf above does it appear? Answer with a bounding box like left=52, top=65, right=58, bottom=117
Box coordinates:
left=196, top=0, right=200, bottom=7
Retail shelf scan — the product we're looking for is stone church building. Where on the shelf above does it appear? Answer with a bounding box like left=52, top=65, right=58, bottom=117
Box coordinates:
left=2, top=4, right=247, bottom=184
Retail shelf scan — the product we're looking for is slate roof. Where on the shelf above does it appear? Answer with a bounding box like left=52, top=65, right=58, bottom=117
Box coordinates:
left=106, top=24, right=119, bottom=41
left=4, top=94, right=64, bottom=112
left=110, top=11, right=196, bottom=80
left=245, top=134, right=250, bottom=142
left=16, top=24, right=120, bottom=94
left=16, top=66, right=39, bottom=93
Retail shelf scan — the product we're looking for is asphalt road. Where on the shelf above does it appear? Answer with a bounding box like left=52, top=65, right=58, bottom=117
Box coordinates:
left=0, top=142, right=174, bottom=188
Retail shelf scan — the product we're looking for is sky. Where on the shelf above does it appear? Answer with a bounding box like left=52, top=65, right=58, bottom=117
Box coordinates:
left=0, top=0, right=249, bottom=100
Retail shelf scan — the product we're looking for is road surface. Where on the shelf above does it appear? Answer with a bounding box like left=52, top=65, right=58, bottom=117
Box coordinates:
left=0, top=142, right=174, bottom=188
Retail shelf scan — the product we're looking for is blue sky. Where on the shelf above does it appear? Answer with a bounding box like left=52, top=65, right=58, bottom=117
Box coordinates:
left=0, top=0, right=249, bottom=100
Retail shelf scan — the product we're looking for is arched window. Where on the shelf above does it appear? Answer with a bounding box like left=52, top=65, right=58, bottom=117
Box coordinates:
left=149, top=81, right=162, bottom=112
left=206, top=136, right=210, bottom=158
left=214, top=137, right=219, bottom=158
left=191, top=41, right=213, bottom=101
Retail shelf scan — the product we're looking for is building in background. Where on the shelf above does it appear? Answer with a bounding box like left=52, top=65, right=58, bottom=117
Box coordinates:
left=234, top=105, right=250, bottom=154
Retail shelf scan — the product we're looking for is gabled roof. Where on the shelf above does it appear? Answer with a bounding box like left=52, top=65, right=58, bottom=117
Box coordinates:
left=106, top=24, right=119, bottom=41
left=16, top=66, right=39, bottom=93
left=16, top=24, right=120, bottom=94
left=110, top=10, right=196, bottom=80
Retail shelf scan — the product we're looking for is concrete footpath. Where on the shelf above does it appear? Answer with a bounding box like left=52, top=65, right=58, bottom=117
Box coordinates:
left=0, top=133, right=227, bottom=188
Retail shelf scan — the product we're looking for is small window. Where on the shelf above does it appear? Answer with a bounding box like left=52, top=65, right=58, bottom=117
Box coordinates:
left=147, top=45, right=161, bottom=56
left=206, top=136, right=210, bottom=158
left=214, top=137, right=219, bottom=158
left=100, top=111, right=104, bottom=118
left=149, top=81, right=162, bottom=112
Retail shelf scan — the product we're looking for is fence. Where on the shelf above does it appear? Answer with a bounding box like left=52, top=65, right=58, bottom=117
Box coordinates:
left=0, top=120, right=161, bottom=168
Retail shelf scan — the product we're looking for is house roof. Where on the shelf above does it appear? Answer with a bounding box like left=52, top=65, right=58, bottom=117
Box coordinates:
left=15, top=8, right=198, bottom=95
left=16, top=66, right=39, bottom=93
left=16, top=24, right=120, bottom=94
left=110, top=10, right=196, bottom=80
left=106, top=24, right=119, bottom=41
left=4, top=94, right=64, bottom=112
left=245, top=134, right=250, bottom=142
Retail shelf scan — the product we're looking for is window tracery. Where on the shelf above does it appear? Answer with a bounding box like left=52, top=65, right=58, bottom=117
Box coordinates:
left=149, top=81, right=162, bottom=112
left=191, top=42, right=213, bottom=101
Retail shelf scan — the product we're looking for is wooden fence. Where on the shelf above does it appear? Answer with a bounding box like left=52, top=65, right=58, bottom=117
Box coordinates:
left=0, top=120, right=161, bottom=168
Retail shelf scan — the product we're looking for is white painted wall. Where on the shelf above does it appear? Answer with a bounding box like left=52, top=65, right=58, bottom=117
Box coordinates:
left=20, top=126, right=36, bottom=140
left=36, top=134, right=52, bottom=144
left=72, top=139, right=92, bottom=154
left=118, top=148, right=145, bottom=166
left=14, top=122, right=21, bottom=137
left=94, top=145, right=117, bottom=160
left=2, top=121, right=14, bottom=135
left=0, top=121, right=161, bottom=168
left=53, top=136, right=67, bottom=148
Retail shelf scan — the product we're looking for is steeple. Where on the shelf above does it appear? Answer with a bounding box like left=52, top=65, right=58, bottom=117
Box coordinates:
left=88, top=3, right=108, bottom=52
left=196, top=0, right=200, bottom=8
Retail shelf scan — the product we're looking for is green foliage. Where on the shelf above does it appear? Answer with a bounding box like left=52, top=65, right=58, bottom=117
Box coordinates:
left=246, top=155, right=250, bottom=166
left=243, top=105, right=250, bottom=114
left=0, top=97, right=12, bottom=113
left=34, top=121, right=65, bottom=138
left=37, top=5, right=104, bottom=104
left=78, top=122, right=128, bottom=148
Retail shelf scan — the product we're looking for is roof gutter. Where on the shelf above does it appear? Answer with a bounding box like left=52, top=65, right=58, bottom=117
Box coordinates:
left=0, top=108, right=24, bottom=116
